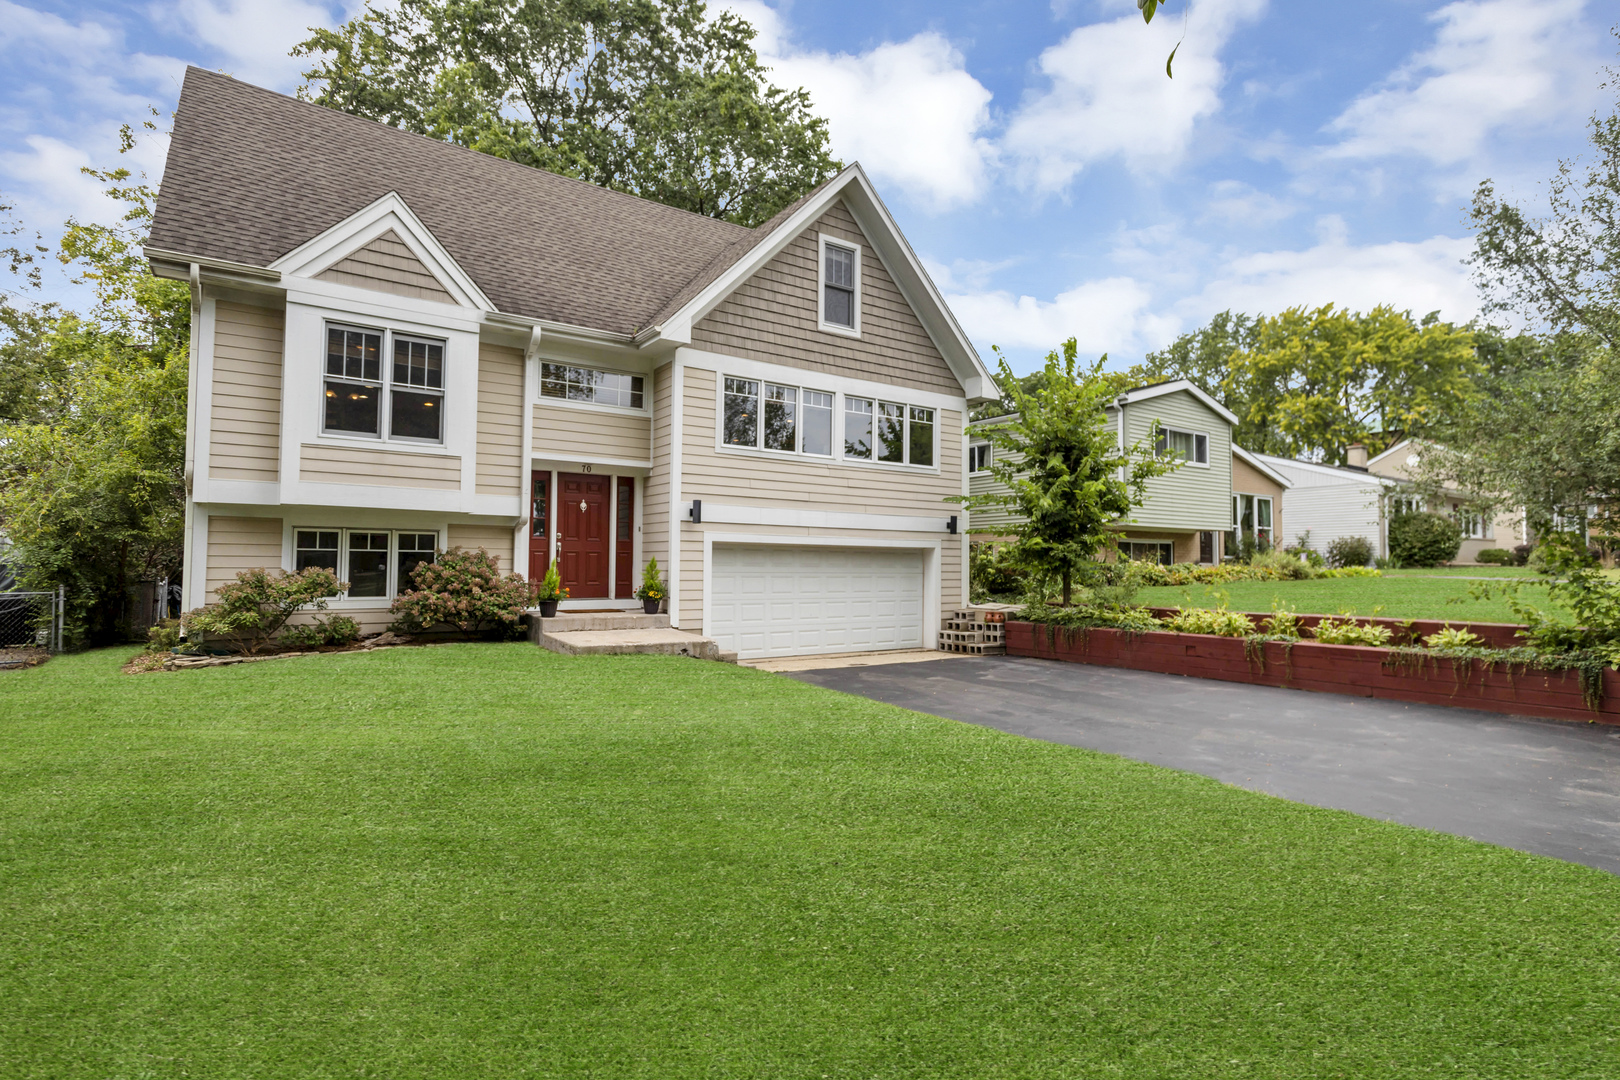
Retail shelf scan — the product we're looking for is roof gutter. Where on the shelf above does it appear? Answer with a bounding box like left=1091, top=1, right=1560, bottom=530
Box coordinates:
left=143, top=247, right=282, bottom=282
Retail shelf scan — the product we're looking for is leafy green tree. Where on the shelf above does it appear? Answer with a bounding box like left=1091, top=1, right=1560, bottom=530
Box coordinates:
left=957, top=340, right=1176, bottom=606
left=1421, top=66, right=1620, bottom=533
left=0, top=141, right=189, bottom=646
left=295, top=0, right=840, bottom=226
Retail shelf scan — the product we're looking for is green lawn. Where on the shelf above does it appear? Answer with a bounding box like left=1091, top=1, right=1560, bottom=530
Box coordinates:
left=1138, top=575, right=1557, bottom=623
left=1382, top=566, right=1539, bottom=578
left=4, top=647, right=1619, bottom=1078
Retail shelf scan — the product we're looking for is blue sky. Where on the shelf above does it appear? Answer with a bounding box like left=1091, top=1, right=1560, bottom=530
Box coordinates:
left=0, top=0, right=1611, bottom=373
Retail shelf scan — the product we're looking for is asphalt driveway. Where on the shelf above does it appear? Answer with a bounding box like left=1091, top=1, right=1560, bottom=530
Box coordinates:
left=789, top=655, right=1620, bottom=875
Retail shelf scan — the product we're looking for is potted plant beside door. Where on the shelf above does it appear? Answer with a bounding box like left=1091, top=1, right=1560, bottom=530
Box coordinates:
left=634, top=557, right=667, bottom=615
left=532, top=562, right=568, bottom=618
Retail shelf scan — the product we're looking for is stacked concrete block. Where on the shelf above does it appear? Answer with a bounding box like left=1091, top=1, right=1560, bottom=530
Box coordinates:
left=939, top=607, right=1011, bottom=655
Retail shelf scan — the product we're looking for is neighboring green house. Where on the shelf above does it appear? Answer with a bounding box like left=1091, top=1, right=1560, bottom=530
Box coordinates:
left=967, top=379, right=1270, bottom=564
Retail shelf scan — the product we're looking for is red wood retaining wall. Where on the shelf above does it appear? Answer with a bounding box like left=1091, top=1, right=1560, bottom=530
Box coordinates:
left=1144, top=609, right=1526, bottom=650
left=1006, top=622, right=1620, bottom=726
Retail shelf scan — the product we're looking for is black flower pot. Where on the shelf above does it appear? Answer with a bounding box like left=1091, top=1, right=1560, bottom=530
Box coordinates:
left=539, top=599, right=560, bottom=618
left=642, top=598, right=661, bottom=615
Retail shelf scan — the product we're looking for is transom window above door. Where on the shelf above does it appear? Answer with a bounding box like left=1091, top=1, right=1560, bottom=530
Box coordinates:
left=323, top=324, right=446, bottom=443
left=539, top=363, right=644, bottom=409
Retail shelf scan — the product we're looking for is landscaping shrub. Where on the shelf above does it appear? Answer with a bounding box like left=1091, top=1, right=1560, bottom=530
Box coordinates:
left=1248, top=548, right=1316, bottom=580
left=1475, top=548, right=1512, bottom=565
left=969, top=542, right=1025, bottom=602
left=389, top=547, right=529, bottom=638
left=1510, top=543, right=1534, bottom=566
left=281, top=615, right=364, bottom=650
left=1311, top=617, right=1395, bottom=647
left=1326, top=535, right=1375, bottom=568
left=1528, top=532, right=1598, bottom=574
left=144, top=619, right=182, bottom=654
left=1161, top=607, right=1253, bottom=637
left=1388, top=512, right=1462, bottom=568
left=181, top=567, right=347, bottom=655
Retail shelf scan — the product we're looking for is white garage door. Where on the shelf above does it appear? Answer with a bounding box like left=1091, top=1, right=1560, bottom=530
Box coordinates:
left=709, top=545, right=926, bottom=659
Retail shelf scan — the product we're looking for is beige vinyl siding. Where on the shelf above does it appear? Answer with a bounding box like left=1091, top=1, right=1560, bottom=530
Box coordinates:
left=642, top=363, right=672, bottom=569
left=532, top=402, right=652, bottom=463
left=691, top=201, right=960, bottom=396
left=476, top=343, right=525, bottom=496
left=1122, top=393, right=1232, bottom=533
left=447, top=522, right=515, bottom=575
left=299, top=443, right=462, bottom=489
left=209, top=300, right=284, bottom=482
left=677, top=366, right=962, bottom=626
left=315, top=229, right=456, bottom=303
left=205, top=515, right=283, bottom=601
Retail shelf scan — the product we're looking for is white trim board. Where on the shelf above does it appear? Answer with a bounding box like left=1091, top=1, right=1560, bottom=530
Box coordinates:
left=683, top=503, right=955, bottom=534
left=1233, top=444, right=1294, bottom=488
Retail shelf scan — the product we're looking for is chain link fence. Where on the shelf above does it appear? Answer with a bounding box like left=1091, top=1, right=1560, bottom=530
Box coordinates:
left=0, top=585, right=63, bottom=652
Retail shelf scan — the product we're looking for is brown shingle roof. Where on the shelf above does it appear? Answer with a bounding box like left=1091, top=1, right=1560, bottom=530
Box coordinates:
left=149, top=67, right=786, bottom=337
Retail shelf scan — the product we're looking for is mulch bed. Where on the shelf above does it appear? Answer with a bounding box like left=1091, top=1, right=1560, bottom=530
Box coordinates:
left=121, top=632, right=457, bottom=675
left=0, top=647, right=51, bottom=671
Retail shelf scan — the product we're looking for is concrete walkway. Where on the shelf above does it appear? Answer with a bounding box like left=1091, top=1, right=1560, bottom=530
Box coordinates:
left=788, top=656, right=1620, bottom=875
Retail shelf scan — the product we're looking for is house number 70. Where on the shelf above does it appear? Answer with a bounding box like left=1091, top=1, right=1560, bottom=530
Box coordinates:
left=579, top=464, right=593, bottom=472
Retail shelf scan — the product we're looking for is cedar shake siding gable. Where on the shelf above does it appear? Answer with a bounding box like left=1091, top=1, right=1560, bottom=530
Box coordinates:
left=316, top=229, right=457, bottom=303
left=689, top=201, right=960, bottom=395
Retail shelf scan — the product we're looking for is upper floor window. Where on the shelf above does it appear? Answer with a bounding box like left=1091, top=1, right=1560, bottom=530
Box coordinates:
left=1156, top=427, right=1208, bottom=465
left=724, top=377, right=834, bottom=456
left=968, top=443, right=990, bottom=472
left=540, top=363, right=644, bottom=409
left=323, top=324, right=445, bottom=443
left=819, top=236, right=860, bottom=335
left=845, top=397, right=933, bottom=467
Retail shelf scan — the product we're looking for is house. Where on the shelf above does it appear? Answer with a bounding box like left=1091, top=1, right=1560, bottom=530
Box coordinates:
left=1257, top=440, right=1522, bottom=565
left=966, top=380, right=1287, bottom=563
left=145, top=69, right=994, bottom=660
left=1365, top=439, right=1525, bottom=562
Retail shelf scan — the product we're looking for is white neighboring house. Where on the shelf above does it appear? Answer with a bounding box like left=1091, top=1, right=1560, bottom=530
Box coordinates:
left=1258, top=439, right=1527, bottom=565
left=1254, top=452, right=1391, bottom=561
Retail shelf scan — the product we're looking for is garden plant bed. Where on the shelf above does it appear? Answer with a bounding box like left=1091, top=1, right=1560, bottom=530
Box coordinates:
left=1007, top=621, right=1620, bottom=725
left=1143, top=608, right=1527, bottom=649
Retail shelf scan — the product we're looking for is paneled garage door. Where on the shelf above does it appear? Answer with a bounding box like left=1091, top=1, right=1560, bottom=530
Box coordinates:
left=709, top=544, right=926, bottom=659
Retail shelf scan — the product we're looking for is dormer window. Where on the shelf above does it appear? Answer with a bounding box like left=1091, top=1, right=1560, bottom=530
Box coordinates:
left=818, top=235, right=860, bottom=336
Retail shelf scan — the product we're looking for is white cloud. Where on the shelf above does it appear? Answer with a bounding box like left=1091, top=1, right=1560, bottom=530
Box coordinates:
left=1325, top=0, right=1595, bottom=166
left=0, top=136, right=114, bottom=224
left=159, top=0, right=350, bottom=90
left=944, top=275, right=1180, bottom=358
left=725, top=1, right=995, bottom=210
left=1200, top=180, right=1296, bottom=226
left=1187, top=221, right=1478, bottom=322
left=1003, top=0, right=1267, bottom=193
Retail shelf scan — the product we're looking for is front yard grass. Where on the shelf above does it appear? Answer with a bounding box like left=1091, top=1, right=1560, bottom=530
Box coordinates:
left=1137, top=575, right=1559, bottom=623
left=4, top=646, right=1619, bottom=1077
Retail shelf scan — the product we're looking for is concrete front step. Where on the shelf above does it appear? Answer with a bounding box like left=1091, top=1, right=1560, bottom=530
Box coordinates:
left=522, top=611, right=669, bottom=643
left=539, top=627, right=735, bottom=662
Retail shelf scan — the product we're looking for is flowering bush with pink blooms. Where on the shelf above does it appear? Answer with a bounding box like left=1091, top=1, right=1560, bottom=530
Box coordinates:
left=389, top=547, right=529, bottom=638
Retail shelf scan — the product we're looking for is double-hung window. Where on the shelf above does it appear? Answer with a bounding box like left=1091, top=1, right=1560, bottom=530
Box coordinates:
left=1231, top=494, right=1273, bottom=548
left=820, top=238, right=858, bottom=333
left=540, top=363, right=643, bottom=409
left=724, top=377, right=834, bottom=456
left=968, top=443, right=990, bottom=473
left=845, top=397, right=934, bottom=466
left=323, top=324, right=446, bottom=443
left=1156, top=427, right=1208, bottom=465
left=295, top=529, right=440, bottom=600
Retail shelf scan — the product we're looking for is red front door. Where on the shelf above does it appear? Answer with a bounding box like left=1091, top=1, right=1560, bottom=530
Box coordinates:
left=558, top=472, right=610, bottom=598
